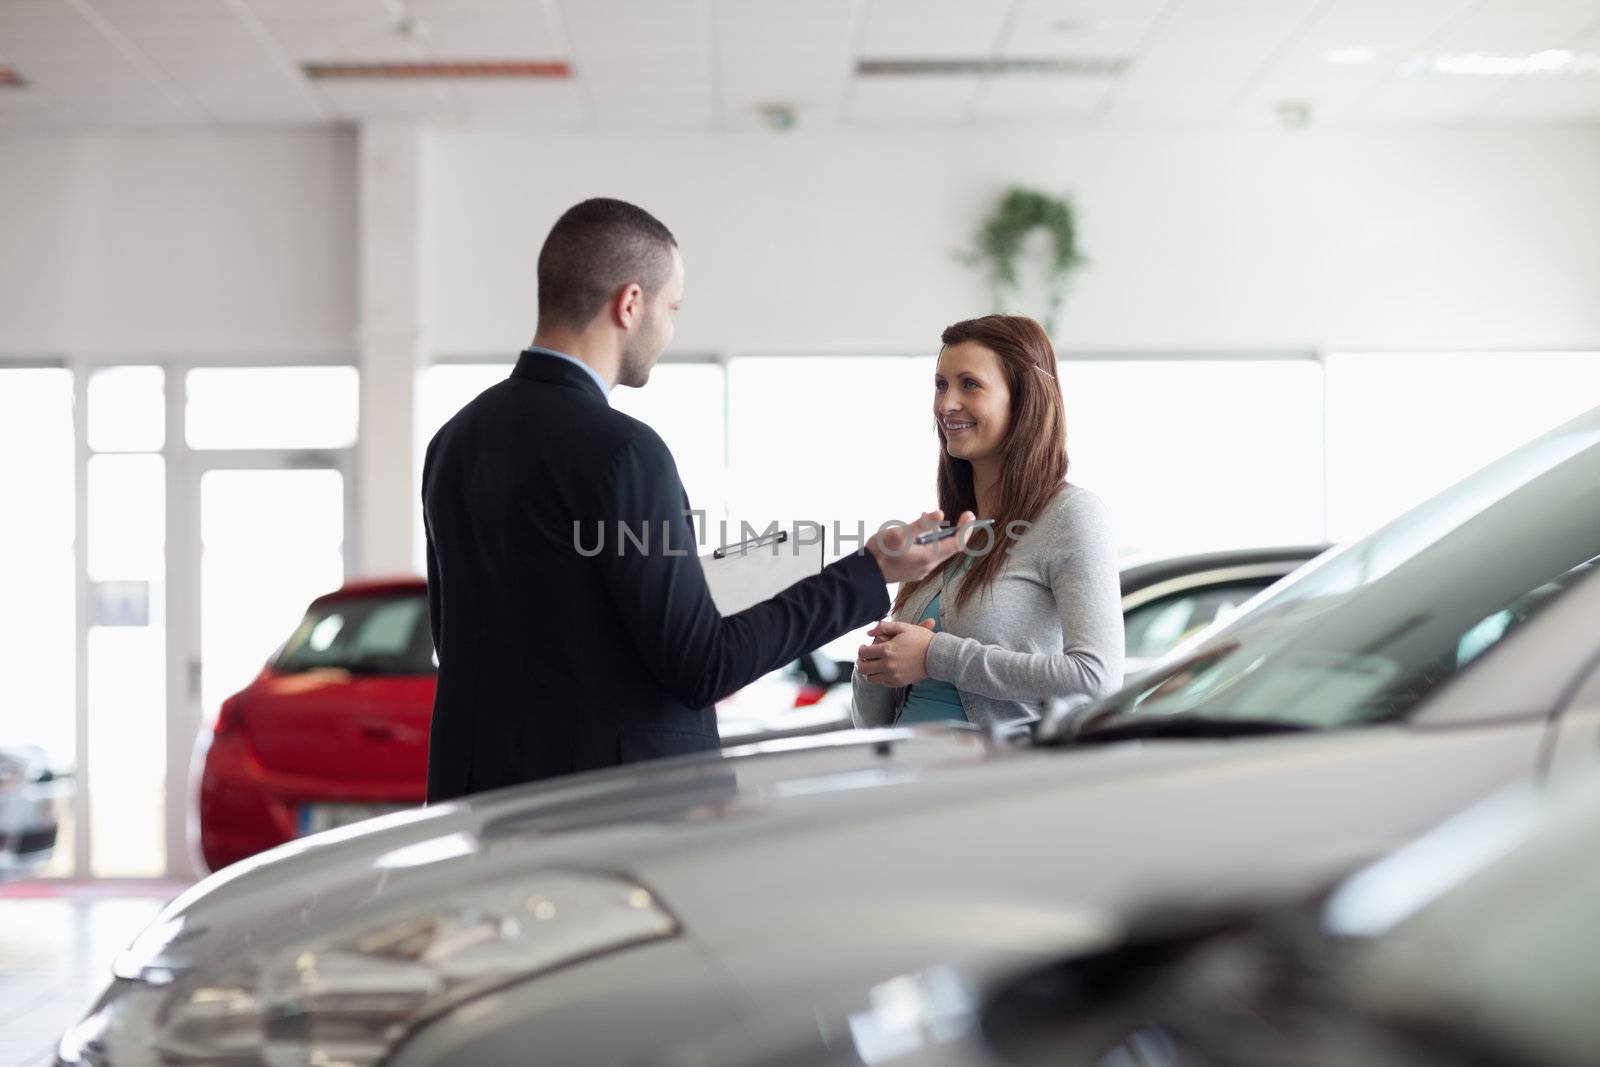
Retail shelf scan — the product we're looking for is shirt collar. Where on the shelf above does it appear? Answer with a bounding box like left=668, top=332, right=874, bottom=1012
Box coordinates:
left=522, top=346, right=611, bottom=405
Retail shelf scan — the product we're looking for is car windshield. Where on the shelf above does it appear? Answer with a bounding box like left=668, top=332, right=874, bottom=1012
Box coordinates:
left=274, top=593, right=435, bottom=675
left=1088, top=406, right=1600, bottom=732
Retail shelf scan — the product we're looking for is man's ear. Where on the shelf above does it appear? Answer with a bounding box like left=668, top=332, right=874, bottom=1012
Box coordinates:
left=613, top=283, right=644, bottom=330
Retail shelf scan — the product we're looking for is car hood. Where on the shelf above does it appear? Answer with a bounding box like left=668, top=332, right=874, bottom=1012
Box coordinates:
left=128, top=728, right=991, bottom=975
left=124, top=719, right=1518, bottom=993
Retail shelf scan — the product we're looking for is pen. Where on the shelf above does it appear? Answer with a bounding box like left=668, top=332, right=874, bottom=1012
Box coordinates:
left=913, top=518, right=995, bottom=545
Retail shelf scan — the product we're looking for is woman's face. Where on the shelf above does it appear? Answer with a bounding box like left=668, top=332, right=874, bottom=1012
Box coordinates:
left=935, top=341, right=1012, bottom=466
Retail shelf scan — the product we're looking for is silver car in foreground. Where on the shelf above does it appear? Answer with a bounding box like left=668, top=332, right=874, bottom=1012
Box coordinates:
left=957, top=772, right=1600, bottom=1067
left=58, top=407, right=1600, bottom=1067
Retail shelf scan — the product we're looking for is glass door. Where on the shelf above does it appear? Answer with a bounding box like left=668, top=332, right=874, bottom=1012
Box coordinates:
left=167, top=366, right=359, bottom=880
left=194, top=465, right=349, bottom=734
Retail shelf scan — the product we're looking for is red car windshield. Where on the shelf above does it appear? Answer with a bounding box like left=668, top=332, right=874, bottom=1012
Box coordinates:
left=274, top=593, right=435, bottom=675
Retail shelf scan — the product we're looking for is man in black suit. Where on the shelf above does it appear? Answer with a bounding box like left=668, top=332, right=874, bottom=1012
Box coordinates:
left=422, top=198, right=968, bottom=802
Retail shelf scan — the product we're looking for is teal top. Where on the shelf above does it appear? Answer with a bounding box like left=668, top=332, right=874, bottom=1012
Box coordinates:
left=897, top=591, right=969, bottom=724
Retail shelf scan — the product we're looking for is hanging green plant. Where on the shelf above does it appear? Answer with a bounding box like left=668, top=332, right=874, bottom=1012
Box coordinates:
left=960, top=186, right=1086, bottom=337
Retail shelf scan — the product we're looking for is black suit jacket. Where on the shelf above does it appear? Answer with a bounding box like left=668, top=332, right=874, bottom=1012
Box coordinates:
left=422, top=351, right=890, bottom=802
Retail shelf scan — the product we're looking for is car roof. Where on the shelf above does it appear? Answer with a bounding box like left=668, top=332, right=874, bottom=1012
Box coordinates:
left=311, top=576, right=427, bottom=605
left=1120, top=545, right=1329, bottom=598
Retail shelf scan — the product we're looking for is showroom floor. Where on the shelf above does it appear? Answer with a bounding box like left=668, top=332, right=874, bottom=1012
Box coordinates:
left=0, top=882, right=184, bottom=1066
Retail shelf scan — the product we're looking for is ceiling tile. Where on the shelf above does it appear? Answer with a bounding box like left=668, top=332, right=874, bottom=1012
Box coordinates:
left=587, top=84, right=713, bottom=126
left=716, top=0, right=855, bottom=105
left=1105, top=79, right=1242, bottom=121
left=1, top=35, right=137, bottom=66
left=1236, top=0, right=1474, bottom=120
left=718, top=94, right=844, bottom=130
left=446, top=79, right=585, bottom=123
left=320, top=80, right=458, bottom=119
left=857, top=0, right=1013, bottom=59
left=197, top=75, right=327, bottom=122
left=1482, top=76, right=1600, bottom=120
left=1344, top=75, right=1505, bottom=122
left=847, top=73, right=979, bottom=125
left=999, top=0, right=1164, bottom=60
left=415, top=12, right=565, bottom=58
left=0, top=8, right=99, bottom=41
left=974, top=72, right=1116, bottom=119
left=240, top=0, right=386, bottom=15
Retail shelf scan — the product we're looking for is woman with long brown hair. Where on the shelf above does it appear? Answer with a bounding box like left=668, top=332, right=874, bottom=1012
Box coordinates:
left=852, top=314, right=1123, bottom=729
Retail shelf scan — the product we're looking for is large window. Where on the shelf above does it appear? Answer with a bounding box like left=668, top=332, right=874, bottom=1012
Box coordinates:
left=0, top=369, right=76, bottom=875
left=419, top=351, right=1600, bottom=568
left=1324, top=352, right=1600, bottom=541
left=1060, top=359, right=1325, bottom=560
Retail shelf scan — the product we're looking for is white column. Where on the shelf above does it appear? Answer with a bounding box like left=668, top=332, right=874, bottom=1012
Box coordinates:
left=356, top=123, right=426, bottom=577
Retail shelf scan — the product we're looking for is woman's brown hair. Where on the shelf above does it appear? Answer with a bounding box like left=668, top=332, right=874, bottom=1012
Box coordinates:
left=892, top=314, right=1068, bottom=616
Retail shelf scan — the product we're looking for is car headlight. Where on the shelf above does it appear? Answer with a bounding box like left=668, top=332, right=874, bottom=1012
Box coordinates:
left=59, top=870, right=678, bottom=1067
left=0, top=751, right=26, bottom=788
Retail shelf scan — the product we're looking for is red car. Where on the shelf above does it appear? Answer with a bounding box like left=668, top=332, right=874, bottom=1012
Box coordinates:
left=195, top=579, right=435, bottom=872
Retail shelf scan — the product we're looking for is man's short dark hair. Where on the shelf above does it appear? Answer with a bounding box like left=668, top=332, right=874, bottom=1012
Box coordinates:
left=537, top=198, right=678, bottom=330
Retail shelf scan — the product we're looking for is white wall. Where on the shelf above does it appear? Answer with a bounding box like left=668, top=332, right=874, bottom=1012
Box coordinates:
left=426, top=125, right=1600, bottom=356
left=0, top=129, right=357, bottom=359
left=7, top=122, right=1596, bottom=360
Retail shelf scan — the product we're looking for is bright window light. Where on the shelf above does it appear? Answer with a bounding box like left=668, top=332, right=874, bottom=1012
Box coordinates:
left=187, top=367, right=358, bottom=450
left=1061, top=360, right=1326, bottom=561
left=88, top=366, right=164, bottom=453
left=1325, top=352, right=1600, bottom=541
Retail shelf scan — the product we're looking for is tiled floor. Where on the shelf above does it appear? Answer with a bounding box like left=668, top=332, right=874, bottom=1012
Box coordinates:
left=0, top=882, right=188, bottom=1067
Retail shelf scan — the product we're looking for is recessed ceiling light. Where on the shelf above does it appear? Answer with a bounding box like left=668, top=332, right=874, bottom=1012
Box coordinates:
left=1323, top=46, right=1376, bottom=67
left=1406, top=49, right=1599, bottom=76
left=303, top=60, right=570, bottom=80
left=857, top=57, right=1129, bottom=77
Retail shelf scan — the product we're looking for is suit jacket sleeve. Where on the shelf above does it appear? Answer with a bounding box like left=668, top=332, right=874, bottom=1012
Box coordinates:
left=592, top=429, right=890, bottom=710
left=422, top=435, right=443, bottom=662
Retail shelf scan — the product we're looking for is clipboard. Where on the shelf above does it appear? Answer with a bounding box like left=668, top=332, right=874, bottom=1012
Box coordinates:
left=700, top=529, right=826, bottom=615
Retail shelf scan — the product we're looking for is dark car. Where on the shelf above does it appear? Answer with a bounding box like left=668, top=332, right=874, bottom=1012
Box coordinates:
left=1119, top=545, right=1327, bottom=675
